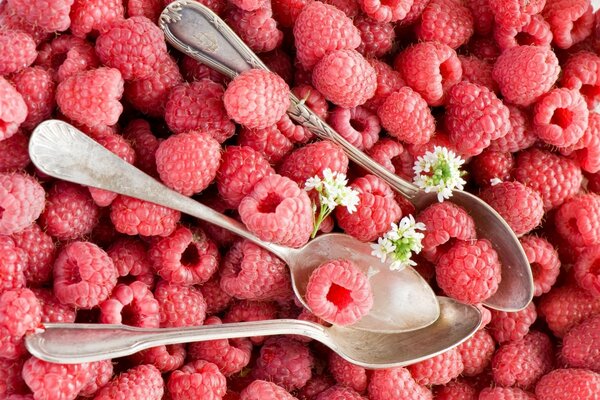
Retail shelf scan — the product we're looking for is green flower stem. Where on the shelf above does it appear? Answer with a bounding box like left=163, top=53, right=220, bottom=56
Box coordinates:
left=311, top=204, right=331, bottom=238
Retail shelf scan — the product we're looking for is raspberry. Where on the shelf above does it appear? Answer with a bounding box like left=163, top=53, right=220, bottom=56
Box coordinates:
left=31, top=288, right=76, bottom=323
left=167, top=360, right=226, bottom=400
left=561, top=314, right=600, bottom=371
left=479, top=387, right=536, bottom=400
left=470, top=151, right=514, bottom=187
left=416, top=0, right=474, bottom=49
left=0, top=172, right=45, bottom=236
left=127, top=0, right=163, bottom=22
left=363, top=59, right=405, bottom=112
left=457, top=329, right=495, bottom=376
left=223, top=300, right=278, bottom=344
left=0, top=30, right=36, bottom=76
left=336, top=174, right=401, bottom=242
left=395, top=41, right=462, bottom=107
left=377, top=87, right=434, bottom=145
left=69, top=0, right=124, bottom=38
left=123, top=119, right=160, bottom=176
left=0, top=357, right=27, bottom=397
left=291, top=85, right=328, bottom=120
left=180, top=56, right=229, bottom=84
left=238, top=123, right=294, bottom=164
left=328, top=106, right=380, bottom=151
left=270, top=0, right=309, bottom=28
left=570, top=112, right=600, bottom=174
left=79, top=360, right=113, bottom=397
left=129, top=344, right=186, bottom=373
left=125, top=55, right=184, bottom=119
left=358, top=0, right=412, bottom=23
left=489, top=302, right=537, bottom=344
left=494, top=14, right=553, bottom=50
left=11, top=67, right=56, bottom=131
left=240, top=380, right=297, bottom=400
left=262, top=50, right=294, bottom=85
left=467, top=0, right=494, bottom=36
left=0, top=77, right=27, bottom=141
left=201, top=274, right=233, bottom=315
left=110, top=195, right=180, bottom=237
left=513, top=148, right=582, bottom=211
left=36, top=35, right=99, bottom=83
left=468, top=35, right=501, bottom=61
left=458, top=55, right=497, bottom=93
left=278, top=141, right=349, bottom=187
left=539, top=284, right=600, bottom=337
left=150, top=226, right=219, bottom=286
left=0, top=288, right=41, bottom=360
left=12, top=223, right=56, bottom=286
left=107, top=237, right=152, bottom=283
left=22, top=358, right=92, bottom=400
left=573, top=244, right=600, bottom=297
left=312, top=49, right=376, bottom=108
left=0, top=237, right=26, bottom=295
left=56, top=67, right=124, bottom=127
left=238, top=174, right=313, bottom=248
left=492, top=331, right=554, bottom=389
left=367, top=138, right=413, bottom=180
left=543, top=0, right=594, bottom=49
left=433, top=379, right=478, bottom=400
left=253, top=337, right=314, bottom=391
left=0, top=131, right=29, bottom=173
left=316, top=385, right=365, bottom=400
left=99, top=281, right=159, bottom=327
left=6, top=0, right=74, bottom=32
left=297, top=374, right=335, bottom=400
left=226, top=7, right=283, bottom=53
left=94, top=364, right=164, bottom=400
left=368, top=367, right=432, bottom=400
left=154, top=280, right=206, bottom=327
left=489, top=105, right=536, bottom=153
left=535, top=368, right=600, bottom=400
left=555, top=193, right=600, bottom=248
left=354, top=15, right=394, bottom=58
left=323, top=0, right=361, bottom=17
left=328, top=352, right=367, bottom=393
left=53, top=241, right=117, bottom=309
left=520, top=235, right=560, bottom=297
left=561, top=51, right=600, bottom=109
left=293, top=1, right=360, bottom=69
left=488, top=0, right=545, bottom=28
left=492, top=45, right=560, bottom=107
left=408, top=347, right=464, bottom=386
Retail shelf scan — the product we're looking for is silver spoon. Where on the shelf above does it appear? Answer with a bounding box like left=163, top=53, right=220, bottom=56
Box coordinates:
left=25, top=296, right=480, bottom=369
left=29, top=119, right=440, bottom=334
left=159, top=0, right=534, bottom=312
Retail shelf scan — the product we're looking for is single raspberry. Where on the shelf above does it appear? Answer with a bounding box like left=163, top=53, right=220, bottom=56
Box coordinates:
left=69, top=0, right=124, bottom=38
left=555, top=193, right=600, bottom=248
left=573, top=244, right=600, bottom=297
left=127, top=0, right=163, bottom=22
left=336, top=174, right=402, bottom=242
left=480, top=387, right=536, bottom=400
left=539, top=284, right=600, bottom=337
left=150, top=226, right=219, bottom=286
left=492, top=45, right=560, bottom=107
left=488, top=0, right=545, bottom=28
left=0, top=357, right=27, bottom=397
left=358, top=0, right=412, bottom=23
left=240, top=380, right=297, bottom=400
left=489, top=105, right=536, bottom=153
left=180, top=56, right=229, bottom=85
left=367, top=138, right=413, bottom=180
left=107, top=237, right=153, bottom=283
left=125, top=55, right=184, bottom=119
left=201, top=274, right=233, bottom=315
left=433, top=379, right=478, bottom=400
left=238, top=123, right=294, bottom=164
left=278, top=141, right=349, bottom=187
left=110, top=195, right=180, bottom=237
left=0, top=30, right=36, bottom=76
left=561, top=314, right=600, bottom=371
left=31, top=288, right=76, bottom=323
left=513, top=148, right=582, bottom=211
left=0, top=172, right=45, bottom=236
left=543, top=0, right=594, bottom=49
left=467, top=0, right=494, bottom=36
left=457, top=329, right=495, bottom=376
left=226, top=7, right=283, bottom=53
left=328, top=352, right=367, bottom=393
left=408, top=347, right=464, bottom=386
left=458, top=55, right=497, bottom=93
left=79, top=360, right=113, bottom=397
left=561, top=51, right=600, bottom=109
left=368, top=367, right=432, bottom=400
left=328, top=106, right=380, bottom=151
left=0, top=131, right=29, bottom=173
left=123, top=119, right=160, bottom=176
left=354, top=15, right=394, bottom=58
left=35, top=34, right=99, bottom=83
left=291, top=84, right=328, bottom=120
left=0, top=288, right=41, bottom=360
left=223, top=300, right=278, bottom=344
left=12, top=223, right=55, bottom=286
left=94, top=364, right=164, bottom=400
left=277, top=115, right=313, bottom=150
left=0, top=236, right=26, bottom=295
left=395, top=41, right=462, bottom=107
left=167, top=360, right=226, bottom=400
left=363, top=59, right=405, bottom=112
left=312, top=49, right=376, bottom=108
left=270, top=0, right=310, bottom=27
left=56, top=67, right=124, bottom=127
left=315, top=385, right=365, bottom=400
left=22, top=358, right=92, bottom=400
left=99, top=281, right=160, bottom=327
left=297, top=374, right=335, bottom=400
left=520, top=235, right=560, bottom=297
left=492, top=331, right=554, bottom=389
left=53, top=241, right=117, bottom=309
left=129, top=344, right=186, bottom=373
left=0, top=77, right=27, bottom=141
left=6, top=0, right=74, bottom=32
left=238, top=174, right=313, bottom=248
left=570, top=112, right=600, bottom=174
left=489, top=302, right=537, bottom=344
left=154, top=280, right=206, bottom=327
left=494, top=14, right=553, bottom=50
left=470, top=151, right=514, bottom=187
left=11, top=67, right=56, bottom=131
left=293, top=1, right=360, bottom=69
left=416, top=0, right=474, bottom=49
left=535, top=368, right=600, bottom=400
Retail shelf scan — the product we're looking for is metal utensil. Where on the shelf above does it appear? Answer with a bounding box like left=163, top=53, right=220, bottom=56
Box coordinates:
left=159, top=0, right=534, bottom=312
left=25, top=296, right=480, bottom=369
left=29, top=119, right=440, bottom=333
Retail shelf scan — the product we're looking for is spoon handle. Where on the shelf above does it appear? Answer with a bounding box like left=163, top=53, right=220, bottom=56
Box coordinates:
left=25, top=320, right=325, bottom=364
left=29, top=120, right=289, bottom=259
left=159, top=0, right=420, bottom=199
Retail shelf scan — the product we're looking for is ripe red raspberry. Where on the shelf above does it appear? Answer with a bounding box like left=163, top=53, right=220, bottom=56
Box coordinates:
left=367, top=138, right=413, bottom=181
left=468, top=35, right=501, bottom=61
left=539, top=284, right=600, bottom=337
left=110, top=195, right=180, bottom=237
left=354, top=15, right=394, bottom=58
left=328, top=106, right=380, bottom=151
left=363, top=59, right=405, bottom=112
left=336, top=174, right=401, bottom=242
left=297, top=374, right=335, bottom=400
left=409, top=347, right=464, bottom=386
left=226, top=6, right=283, bottom=53
left=328, top=352, right=367, bottom=393
left=278, top=141, right=349, bottom=186
left=368, top=367, right=432, bottom=400
left=108, top=238, right=153, bottom=285
left=569, top=112, right=600, bottom=174
left=100, top=281, right=160, bottom=327
left=488, top=0, right=545, bottom=28
left=241, top=380, right=297, bottom=400
left=316, top=385, right=365, bottom=400
left=125, top=55, right=184, bottom=119
left=270, top=0, right=309, bottom=28
left=262, top=50, right=293, bottom=85
left=555, top=193, right=600, bottom=248
left=0, top=357, right=27, bottom=397
left=36, top=34, right=99, bottom=83
left=489, top=105, right=536, bottom=153
left=416, top=0, right=474, bottom=49
left=323, top=0, right=362, bottom=17
left=458, top=55, right=497, bottom=93
left=223, top=300, right=278, bottom=344
left=395, top=41, right=462, bottom=107
left=535, top=368, right=600, bottom=400
left=127, top=0, right=163, bottom=22
left=56, top=67, right=124, bottom=127
left=457, top=329, right=495, bottom=376
left=201, top=275, right=233, bottom=315
left=0, top=288, right=41, bottom=360
left=129, top=344, right=186, bottom=373
left=543, top=0, right=594, bottom=49
left=480, top=387, right=536, bottom=400
left=492, top=331, right=554, bottom=389
left=22, top=358, right=93, bottom=400
left=492, top=45, right=560, bottom=107
left=561, top=314, right=600, bottom=371
left=291, top=84, right=328, bottom=119
left=238, top=123, right=294, bottom=164
left=0, top=131, right=29, bottom=172
left=358, top=0, right=412, bottom=23
left=53, top=241, right=117, bottom=309
left=466, top=0, right=494, bottom=36
left=0, top=172, right=45, bottom=236
left=513, top=148, right=582, bottom=211
left=520, top=235, right=560, bottom=297
left=0, top=31, right=36, bottom=76
left=94, top=364, right=164, bottom=400
left=31, top=288, right=76, bottom=323
left=123, top=119, right=160, bottom=176
left=11, top=67, right=56, bottom=131
left=494, top=14, right=553, bottom=50
left=70, top=0, right=124, bottom=38
left=180, top=55, right=229, bottom=84
left=154, top=280, right=207, bottom=327
left=6, top=0, right=74, bottom=32
left=0, top=236, right=26, bottom=294
left=377, top=87, right=434, bottom=145
left=0, top=77, right=27, bottom=141
left=79, top=360, right=113, bottom=397
left=167, top=360, right=226, bottom=400
left=12, top=223, right=55, bottom=286
left=238, top=174, right=313, bottom=248
left=573, top=245, right=600, bottom=297
left=489, top=302, right=537, bottom=344
left=470, top=151, right=514, bottom=187
left=293, top=1, right=360, bottom=69
left=561, top=51, right=600, bottom=109
left=433, top=379, right=478, bottom=400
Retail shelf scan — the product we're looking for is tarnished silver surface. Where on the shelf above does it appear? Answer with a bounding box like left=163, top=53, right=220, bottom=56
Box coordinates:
left=30, top=120, right=440, bottom=333
left=159, top=0, right=534, bottom=312
left=25, top=297, right=480, bottom=369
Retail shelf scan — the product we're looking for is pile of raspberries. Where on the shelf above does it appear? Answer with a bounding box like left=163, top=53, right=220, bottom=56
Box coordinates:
left=1, top=0, right=600, bottom=398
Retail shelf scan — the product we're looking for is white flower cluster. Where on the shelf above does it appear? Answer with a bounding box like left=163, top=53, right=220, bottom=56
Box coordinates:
left=413, top=146, right=466, bottom=202
left=371, top=215, right=426, bottom=271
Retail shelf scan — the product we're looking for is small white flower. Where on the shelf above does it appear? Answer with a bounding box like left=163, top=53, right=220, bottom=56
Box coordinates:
left=371, top=215, right=426, bottom=271
left=413, top=146, right=466, bottom=202
left=304, top=175, right=323, bottom=192
left=371, top=237, right=396, bottom=263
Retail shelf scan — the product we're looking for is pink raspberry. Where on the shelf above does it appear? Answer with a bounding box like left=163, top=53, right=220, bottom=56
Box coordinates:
left=305, top=259, right=373, bottom=326
left=494, top=14, right=553, bottom=50
left=278, top=141, right=349, bottom=187
left=520, top=235, right=560, bottom=297
left=395, top=41, right=462, bottom=106
left=70, top=0, right=124, bottom=38
left=0, top=288, right=41, bottom=360
left=555, top=193, right=600, bottom=247
left=99, top=281, right=160, bottom=327
left=125, top=55, right=184, bottom=119
left=377, top=87, right=434, bottom=145
left=0, top=172, right=45, bottom=236
left=489, top=302, right=537, bottom=344
left=416, top=0, right=474, bottom=49
left=457, top=329, right=495, bottom=376
left=22, top=358, right=93, bottom=400
left=31, top=288, right=76, bottom=323
left=573, top=244, right=600, bottom=297
left=492, top=331, right=554, bottom=389
left=480, top=387, right=536, bottom=400
left=129, top=344, right=186, bottom=373
left=363, top=59, right=405, bottom=112
left=327, top=106, right=379, bottom=151
left=312, top=49, right=376, bottom=108
left=127, top=0, right=163, bottom=22
left=56, top=67, right=124, bottom=127
left=123, top=119, right=160, bottom=176
left=180, top=56, right=229, bottom=84
left=468, top=35, right=501, bottom=61
left=291, top=84, right=328, bottom=120
left=0, top=357, right=28, bottom=397
left=167, top=360, right=226, bottom=400
left=110, top=195, right=180, bottom=237
left=154, top=280, right=207, bottom=327
left=150, top=226, right=219, bottom=286
left=0, top=31, right=36, bottom=76
left=188, top=316, right=252, bottom=376
left=223, top=300, right=278, bottom=344
left=408, top=347, right=464, bottom=386
left=79, top=360, right=113, bottom=397
left=489, top=106, right=536, bottom=153
left=329, top=352, right=367, bottom=393
left=225, top=69, right=289, bottom=130
left=262, top=49, right=294, bottom=86
left=36, top=35, right=99, bottom=83
left=513, top=148, right=582, bottom=211
left=238, top=174, right=313, bottom=248
left=561, top=51, right=600, bottom=109
left=470, top=150, right=514, bottom=187
left=12, top=223, right=56, bottom=286
left=539, top=284, right=600, bottom=337
left=201, top=274, right=233, bottom=315
left=367, top=138, right=413, bottom=181
left=535, top=368, right=600, bottom=400
left=492, top=45, right=560, bottom=107
left=107, top=238, right=154, bottom=285
left=11, top=67, right=56, bottom=131
left=354, top=15, right=394, bottom=58
left=488, top=0, right=545, bottom=28
left=95, top=16, right=167, bottom=80
left=270, top=0, right=310, bottom=28
left=368, top=367, right=432, bottom=400
left=316, top=385, right=365, bottom=400
left=226, top=7, right=283, bottom=53
left=562, top=314, right=600, bottom=371
left=0, top=77, right=27, bottom=141
left=322, top=0, right=361, bottom=17
left=53, top=241, right=118, bottom=309
left=228, top=0, right=266, bottom=11
left=569, top=112, right=600, bottom=174
left=358, top=0, right=412, bottom=23
left=467, top=0, right=494, bottom=36
left=240, top=380, right=297, bottom=400
left=436, top=239, right=501, bottom=304
left=543, top=0, right=594, bottom=49
left=6, top=0, right=74, bottom=32
left=433, top=379, right=478, bottom=400
left=94, top=364, right=164, bottom=400
left=0, top=236, right=26, bottom=295
left=458, top=55, right=497, bottom=93
left=399, top=0, right=429, bottom=24
left=0, top=131, right=29, bottom=173
left=297, top=374, right=335, bottom=400
left=166, top=79, right=235, bottom=141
